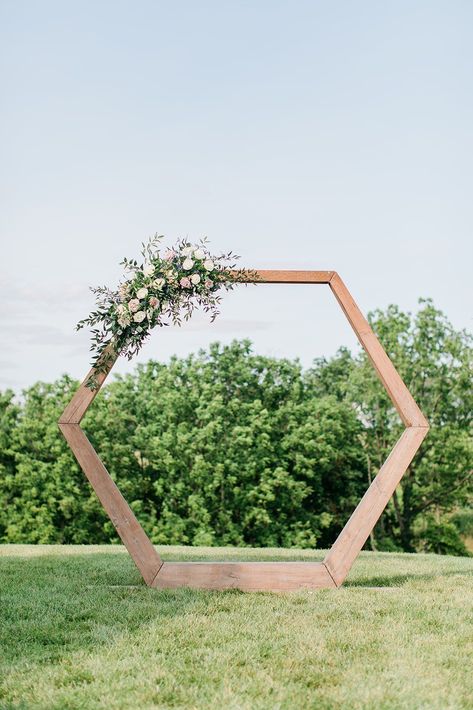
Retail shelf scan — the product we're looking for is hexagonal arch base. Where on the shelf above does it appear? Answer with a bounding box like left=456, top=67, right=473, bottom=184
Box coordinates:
left=59, top=270, right=429, bottom=591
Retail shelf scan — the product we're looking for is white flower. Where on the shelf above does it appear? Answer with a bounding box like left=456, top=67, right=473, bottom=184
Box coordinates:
left=118, top=314, right=131, bottom=327
left=152, top=277, right=165, bottom=290
left=143, top=263, right=155, bottom=277
left=133, top=311, right=146, bottom=323
left=128, top=298, right=140, bottom=313
left=136, top=287, right=148, bottom=300
left=183, top=257, right=194, bottom=270
left=190, top=273, right=201, bottom=285
left=181, top=245, right=194, bottom=256
left=116, top=304, right=131, bottom=327
left=203, top=259, right=214, bottom=271
left=193, top=248, right=205, bottom=259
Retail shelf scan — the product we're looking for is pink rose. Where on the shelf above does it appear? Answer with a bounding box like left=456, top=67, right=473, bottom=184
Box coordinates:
left=128, top=298, right=140, bottom=313
left=180, top=277, right=191, bottom=288
left=204, top=279, right=213, bottom=289
left=164, top=249, right=176, bottom=261
left=149, top=296, right=159, bottom=308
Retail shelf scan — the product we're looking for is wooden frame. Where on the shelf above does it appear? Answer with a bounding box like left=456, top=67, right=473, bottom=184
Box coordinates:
left=59, top=271, right=429, bottom=591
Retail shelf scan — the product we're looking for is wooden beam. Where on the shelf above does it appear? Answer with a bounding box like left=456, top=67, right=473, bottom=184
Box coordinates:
left=153, top=561, right=336, bottom=591
left=59, top=269, right=429, bottom=591
left=253, top=270, right=335, bottom=284
left=329, top=273, right=428, bottom=428
left=59, top=346, right=118, bottom=424
left=323, top=426, right=429, bottom=586
left=59, top=423, right=162, bottom=585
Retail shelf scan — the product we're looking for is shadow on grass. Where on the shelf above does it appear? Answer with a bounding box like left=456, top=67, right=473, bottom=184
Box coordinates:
left=1, top=552, right=216, bottom=671
left=2, top=548, right=472, bottom=673
left=344, top=567, right=473, bottom=588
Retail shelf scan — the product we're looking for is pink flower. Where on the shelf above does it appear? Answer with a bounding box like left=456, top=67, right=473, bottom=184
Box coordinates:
left=128, top=298, right=140, bottom=313
left=180, top=277, right=191, bottom=288
left=119, top=283, right=130, bottom=302
left=149, top=296, right=159, bottom=308
left=164, top=249, right=176, bottom=261
left=204, top=279, right=213, bottom=289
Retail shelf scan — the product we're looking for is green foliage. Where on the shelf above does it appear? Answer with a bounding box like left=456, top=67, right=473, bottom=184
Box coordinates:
left=76, top=235, right=257, bottom=386
left=309, top=298, right=472, bottom=553
left=0, top=377, right=108, bottom=543
left=418, top=514, right=470, bottom=556
left=85, top=341, right=365, bottom=548
left=0, top=299, right=471, bottom=554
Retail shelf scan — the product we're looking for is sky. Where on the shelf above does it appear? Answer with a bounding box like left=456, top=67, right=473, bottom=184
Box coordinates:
left=1, top=0, right=472, bottom=391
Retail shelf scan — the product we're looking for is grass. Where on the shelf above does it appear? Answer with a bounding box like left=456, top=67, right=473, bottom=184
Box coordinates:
left=1, top=545, right=472, bottom=709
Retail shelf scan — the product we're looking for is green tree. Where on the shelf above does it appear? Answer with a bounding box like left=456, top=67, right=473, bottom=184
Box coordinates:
left=0, top=391, right=20, bottom=540
left=308, top=299, right=473, bottom=553
left=0, top=377, right=109, bottom=543
left=0, top=301, right=470, bottom=556
left=89, top=341, right=366, bottom=547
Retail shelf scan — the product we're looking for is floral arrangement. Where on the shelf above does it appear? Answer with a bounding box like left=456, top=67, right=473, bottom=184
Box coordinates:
left=77, top=235, right=256, bottom=388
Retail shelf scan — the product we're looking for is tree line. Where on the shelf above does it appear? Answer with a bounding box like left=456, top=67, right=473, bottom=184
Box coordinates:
left=0, top=299, right=471, bottom=555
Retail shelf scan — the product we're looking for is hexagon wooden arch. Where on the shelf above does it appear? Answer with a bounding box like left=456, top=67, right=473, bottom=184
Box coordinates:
left=59, top=271, right=429, bottom=591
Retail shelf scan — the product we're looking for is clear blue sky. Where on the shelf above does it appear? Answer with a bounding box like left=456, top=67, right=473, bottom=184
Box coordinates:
left=1, top=1, right=472, bottom=390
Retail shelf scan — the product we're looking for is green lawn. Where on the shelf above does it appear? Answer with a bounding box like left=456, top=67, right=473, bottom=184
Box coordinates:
left=1, top=545, right=472, bottom=709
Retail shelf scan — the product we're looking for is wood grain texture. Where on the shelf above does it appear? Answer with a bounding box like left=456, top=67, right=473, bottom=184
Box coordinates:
left=329, top=273, right=428, bottom=428
left=59, top=269, right=429, bottom=591
left=59, top=346, right=118, bottom=424
left=323, top=426, right=429, bottom=586
left=153, top=561, right=336, bottom=591
left=252, top=270, right=335, bottom=284
left=59, top=423, right=162, bottom=585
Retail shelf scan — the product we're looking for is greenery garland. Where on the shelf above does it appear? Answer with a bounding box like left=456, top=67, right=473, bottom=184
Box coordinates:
left=77, top=235, right=257, bottom=388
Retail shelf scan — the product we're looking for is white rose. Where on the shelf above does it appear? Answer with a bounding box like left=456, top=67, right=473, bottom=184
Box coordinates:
left=133, top=311, right=146, bottom=323
left=193, top=248, right=205, bottom=259
left=182, top=258, right=194, bottom=270
left=181, top=245, right=193, bottom=256
left=203, top=259, right=214, bottom=271
left=143, top=263, right=155, bottom=277
left=128, top=298, right=140, bottom=313
left=118, top=314, right=131, bottom=327
left=152, top=277, right=165, bottom=289
left=190, top=273, right=201, bottom=285
left=136, top=287, right=148, bottom=300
